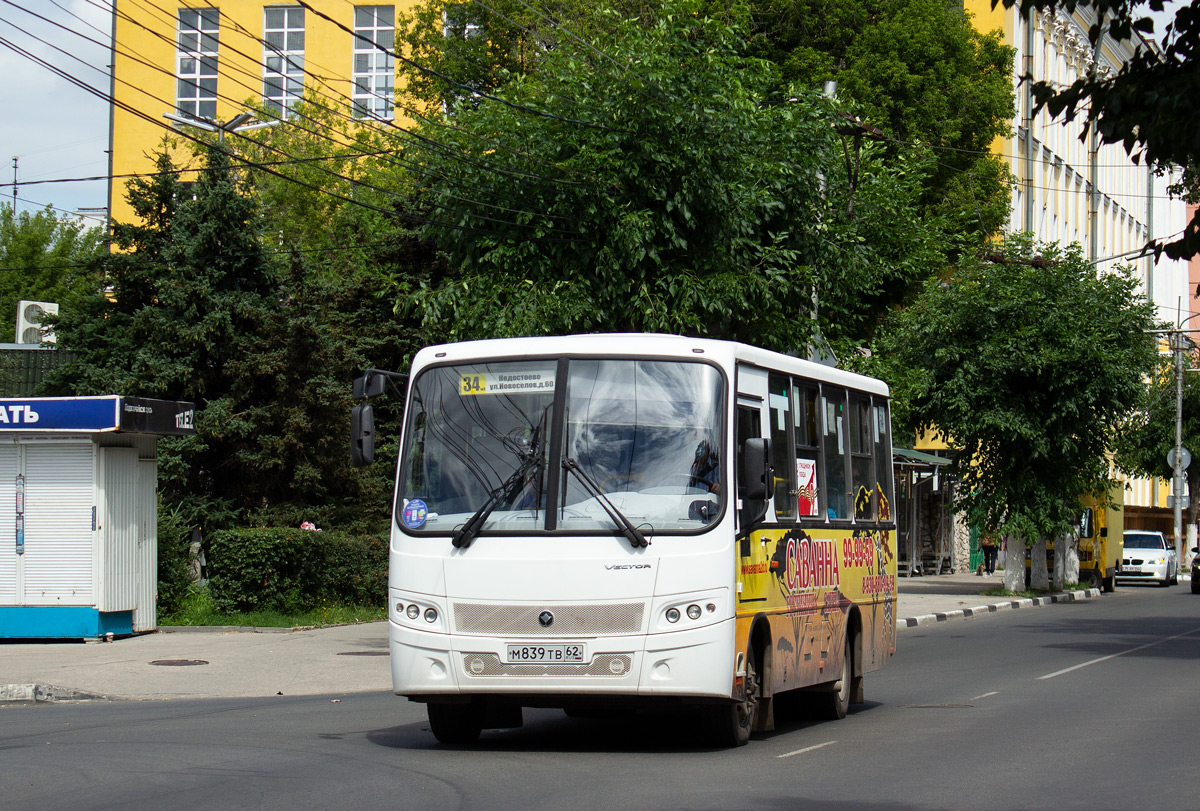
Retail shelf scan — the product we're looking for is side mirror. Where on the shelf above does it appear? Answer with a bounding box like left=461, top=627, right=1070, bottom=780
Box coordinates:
left=1079, top=507, right=1094, bottom=539
left=353, top=371, right=387, bottom=400
left=742, top=438, right=772, bottom=502
left=351, top=403, right=375, bottom=467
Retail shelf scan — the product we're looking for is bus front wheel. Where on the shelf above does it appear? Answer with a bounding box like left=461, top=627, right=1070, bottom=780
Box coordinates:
left=711, top=646, right=760, bottom=747
left=427, top=700, right=484, bottom=745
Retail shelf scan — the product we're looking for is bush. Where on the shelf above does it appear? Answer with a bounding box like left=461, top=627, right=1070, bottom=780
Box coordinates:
left=205, top=527, right=388, bottom=613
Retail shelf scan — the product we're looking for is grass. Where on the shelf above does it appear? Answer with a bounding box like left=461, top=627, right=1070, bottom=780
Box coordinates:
left=160, top=588, right=386, bottom=628
left=979, top=580, right=1084, bottom=600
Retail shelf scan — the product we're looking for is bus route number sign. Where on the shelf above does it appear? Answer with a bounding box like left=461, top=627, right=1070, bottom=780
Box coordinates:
left=460, top=370, right=556, bottom=397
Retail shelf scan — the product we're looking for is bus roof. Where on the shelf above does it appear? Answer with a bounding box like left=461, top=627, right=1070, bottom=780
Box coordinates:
left=410, top=334, right=889, bottom=397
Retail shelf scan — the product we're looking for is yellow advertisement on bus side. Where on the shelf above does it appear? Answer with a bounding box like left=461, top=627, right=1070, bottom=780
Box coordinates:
left=736, top=486, right=897, bottom=695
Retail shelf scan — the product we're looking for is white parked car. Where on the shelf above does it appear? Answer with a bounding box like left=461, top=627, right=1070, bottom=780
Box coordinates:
left=1119, top=530, right=1178, bottom=587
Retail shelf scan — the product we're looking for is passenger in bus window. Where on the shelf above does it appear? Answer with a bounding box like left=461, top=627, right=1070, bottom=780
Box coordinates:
left=690, top=439, right=721, bottom=494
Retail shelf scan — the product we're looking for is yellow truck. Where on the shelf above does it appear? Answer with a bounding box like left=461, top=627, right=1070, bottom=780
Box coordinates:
left=1078, top=488, right=1123, bottom=592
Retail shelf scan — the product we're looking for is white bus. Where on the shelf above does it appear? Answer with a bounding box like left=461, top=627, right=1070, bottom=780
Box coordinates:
left=353, top=334, right=897, bottom=746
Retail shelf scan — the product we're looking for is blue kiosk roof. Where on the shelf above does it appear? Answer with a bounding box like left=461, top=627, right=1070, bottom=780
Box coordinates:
left=0, top=396, right=196, bottom=435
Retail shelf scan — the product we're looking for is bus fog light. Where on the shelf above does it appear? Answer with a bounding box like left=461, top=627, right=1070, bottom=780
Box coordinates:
left=706, top=603, right=716, bottom=613
left=406, top=604, right=420, bottom=619
left=686, top=604, right=702, bottom=620
left=424, top=607, right=438, bottom=623
left=666, top=607, right=680, bottom=623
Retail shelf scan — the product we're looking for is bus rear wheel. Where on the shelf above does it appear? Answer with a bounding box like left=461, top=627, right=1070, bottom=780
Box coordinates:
left=816, top=634, right=852, bottom=721
left=427, top=700, right=484, bottom=745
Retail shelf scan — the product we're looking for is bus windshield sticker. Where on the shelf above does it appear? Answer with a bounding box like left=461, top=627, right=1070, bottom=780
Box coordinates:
left=460, top=369, right=557, bottom=396
left=402, top=498, right=429, bottom=529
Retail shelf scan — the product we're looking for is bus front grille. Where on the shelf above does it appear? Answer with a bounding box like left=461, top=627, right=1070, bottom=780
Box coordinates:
left=452, top=602, right=645, bottom=635
left=462, top=653, right=632, bottom=677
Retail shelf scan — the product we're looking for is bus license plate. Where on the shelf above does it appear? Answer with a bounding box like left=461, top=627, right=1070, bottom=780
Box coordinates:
left=506, top=644, right=586, bottom=664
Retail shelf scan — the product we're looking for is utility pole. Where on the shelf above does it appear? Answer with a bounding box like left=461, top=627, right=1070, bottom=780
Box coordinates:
left=10, top=156, right=16, bottom=210
left=1173, top=329, right=1185, bottom=563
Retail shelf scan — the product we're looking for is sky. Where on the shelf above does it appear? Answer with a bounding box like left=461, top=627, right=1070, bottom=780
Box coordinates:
left=0, top=0, right=113, bottom=227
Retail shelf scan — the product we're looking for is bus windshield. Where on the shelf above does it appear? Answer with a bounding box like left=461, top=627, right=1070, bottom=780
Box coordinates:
left=397, top=358, right=725, bottom=537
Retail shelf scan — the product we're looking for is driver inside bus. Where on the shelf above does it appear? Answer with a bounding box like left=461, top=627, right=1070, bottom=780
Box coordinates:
left=690, top=439, right=721, bottom=494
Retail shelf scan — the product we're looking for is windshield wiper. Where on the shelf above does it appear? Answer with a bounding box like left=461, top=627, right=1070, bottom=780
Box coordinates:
left=452, top=450, right=542, bottom=550
left=563, top=458, right=650, bottom=549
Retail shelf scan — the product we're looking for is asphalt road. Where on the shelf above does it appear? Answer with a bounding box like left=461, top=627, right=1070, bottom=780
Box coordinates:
left=3, top=583, right=1197, bottom=811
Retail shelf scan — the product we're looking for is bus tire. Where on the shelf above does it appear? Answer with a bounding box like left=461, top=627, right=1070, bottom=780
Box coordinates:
left=427, top=701, right=484, bottom=745
left=817, top=634, right=852, bottom=721
left=711, top=645, right=759, bottom=747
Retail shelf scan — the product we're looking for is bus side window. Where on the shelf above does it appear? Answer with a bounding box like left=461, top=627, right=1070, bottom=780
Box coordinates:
left=873, top=401, right=894, bottom=519
left=850, top=396, right=875, bottom=521
left=822, top=387, right=849, bottom=520
left=793, top=383, right=821, bottom=520
left=769, top=373, right=795, bottom=522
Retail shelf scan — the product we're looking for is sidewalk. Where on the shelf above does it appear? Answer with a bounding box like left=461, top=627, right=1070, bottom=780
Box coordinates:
left=0, top=572, right=1099, bottom=702
left=895, top=570, right=1100, bottom=629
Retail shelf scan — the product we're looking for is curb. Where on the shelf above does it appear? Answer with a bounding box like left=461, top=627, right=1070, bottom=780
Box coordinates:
left=0, top=683, right=112, bottom=703
left=157, top=625, right=308, bottom=634
left=898, top=587, right=1101, bottom=629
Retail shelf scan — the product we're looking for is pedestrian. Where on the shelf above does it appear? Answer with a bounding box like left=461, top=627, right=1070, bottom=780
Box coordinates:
left=981, top=530, right=999, bottom=577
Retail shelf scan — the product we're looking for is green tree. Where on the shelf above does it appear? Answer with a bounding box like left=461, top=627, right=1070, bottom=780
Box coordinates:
left=396, top=0, right=1014, bottom=246
left=998, top=0, right=1200, bottom=260
left=41, top=143, right=408, bottom=530
left=881, top=235, right=1159, bottom=591
left=404, top=0, right=946, bottom=354
left=0, top=204, right=103, bottom=340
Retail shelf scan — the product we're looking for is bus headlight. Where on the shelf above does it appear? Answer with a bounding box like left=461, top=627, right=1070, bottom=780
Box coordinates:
left=406, top=604, right=420, bottom=620
left=687, top=604, right=702, bottom=620
left=666, top=607, right=681, bottom=623
left=424, top=607, right=438, bottom=623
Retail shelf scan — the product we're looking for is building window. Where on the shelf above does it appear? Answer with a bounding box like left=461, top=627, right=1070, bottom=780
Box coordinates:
left=353, top=6, right=395, bottom=119
left=263, top=6, right=305, bottom=117
left=177, top=7, right=219, bottom=121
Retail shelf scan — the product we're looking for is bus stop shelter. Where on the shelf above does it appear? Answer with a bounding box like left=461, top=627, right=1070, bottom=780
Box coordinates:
left=894, top=446, right=954, bottom=576
left=0, top=396, right=195, bottom=639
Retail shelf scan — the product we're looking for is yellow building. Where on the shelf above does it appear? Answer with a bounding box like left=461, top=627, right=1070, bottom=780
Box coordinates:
left=108, top=1, right=407, bottom=224
left=920, top=3, right=1191, bottom=557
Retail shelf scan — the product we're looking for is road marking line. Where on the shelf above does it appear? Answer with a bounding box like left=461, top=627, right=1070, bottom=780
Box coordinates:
left=1037, top=626, right=1200, bottom=680
left=971, top=691, right=998, bottom=700
left=778, top=740, right=837, bottom=759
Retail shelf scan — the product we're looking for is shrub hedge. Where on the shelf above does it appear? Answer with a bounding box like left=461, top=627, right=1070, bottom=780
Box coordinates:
left=204, top=527, right=388, bottom=613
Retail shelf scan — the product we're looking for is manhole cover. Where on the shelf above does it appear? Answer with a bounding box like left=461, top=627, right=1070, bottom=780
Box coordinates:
left=337, top=651, right=388, bottom=657
left=149, top=659, right=209, bottom=667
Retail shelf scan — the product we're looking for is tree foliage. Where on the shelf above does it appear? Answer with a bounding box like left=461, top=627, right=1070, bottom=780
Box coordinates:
left=998, top=0, right=1200, bottom=260
left=747, top=0, right=1016, bottom=238
left=881, top=235, right=1159, bottom=545
left=403, top=0, right=948, bottom=353
left=0, top=204, right=103, bottom=340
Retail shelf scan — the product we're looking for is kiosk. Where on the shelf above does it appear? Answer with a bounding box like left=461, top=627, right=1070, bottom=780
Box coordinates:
left=0, top=396, right=195, bottom=638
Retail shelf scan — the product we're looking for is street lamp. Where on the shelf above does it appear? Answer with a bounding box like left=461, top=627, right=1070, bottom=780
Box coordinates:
left=162, top=111, right=279, bottom=144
